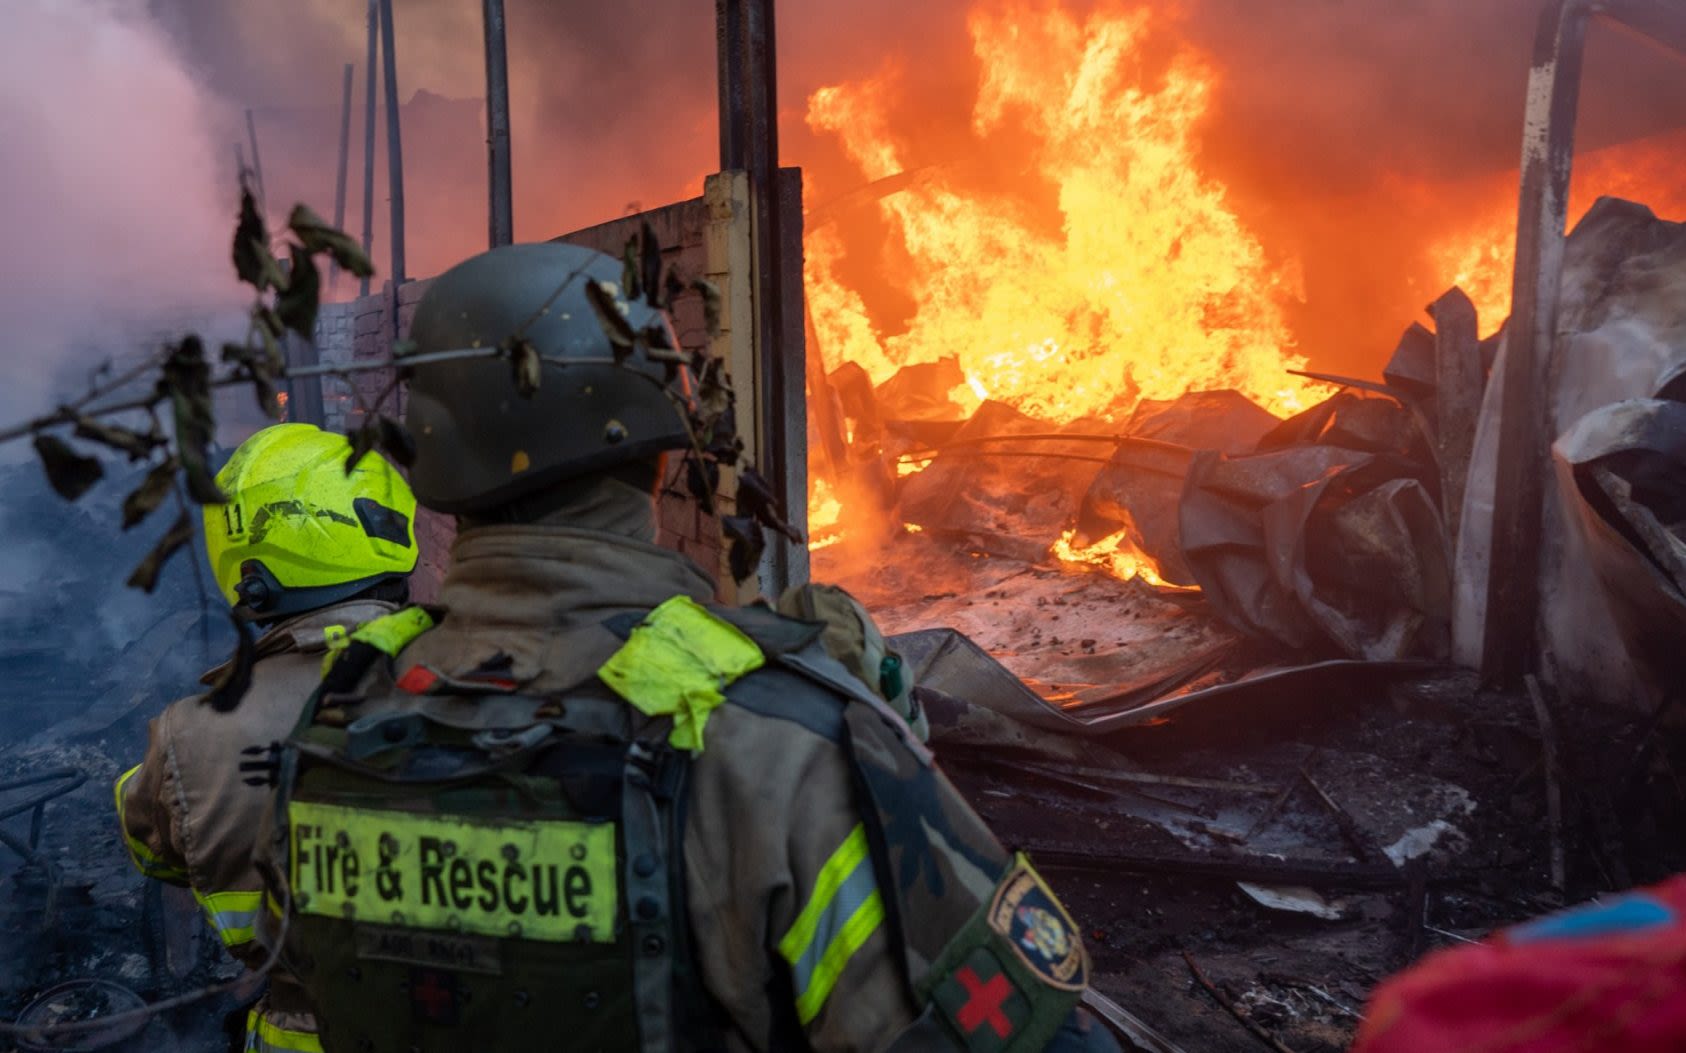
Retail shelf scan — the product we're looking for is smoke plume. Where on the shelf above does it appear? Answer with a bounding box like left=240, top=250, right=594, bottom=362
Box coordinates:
left=0, top=0, right=242, bottom=430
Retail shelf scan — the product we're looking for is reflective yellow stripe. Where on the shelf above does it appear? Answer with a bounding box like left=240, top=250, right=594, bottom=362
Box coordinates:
left=598, top=595, right=764, bottom=753
left=795, top=890, right=884, bottom=1024
left=113, top=765, right=188, bottom=882
left=350, top=606, right=434, bottom=656
left=318, top=623, right=349, bottom=677
left=245, top=1010, right=322, bottom=1053
left=194, top=888, right=263, bottom=947
left=777, top=823, right=886, bottom=1023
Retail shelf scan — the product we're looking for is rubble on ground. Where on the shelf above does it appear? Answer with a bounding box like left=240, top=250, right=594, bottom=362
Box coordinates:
left=814, top=197, right=1686, bottom=1049
left=0, top=460, right=237, bottom=1050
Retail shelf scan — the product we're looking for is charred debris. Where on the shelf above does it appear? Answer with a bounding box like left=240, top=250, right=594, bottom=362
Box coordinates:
left=3, top=237, right=1685, bottom=1053
left=6, top=4, right=1686, bottom=1051
left=6, top=202, right=1676, bottom=1052
left=801, top=196, right=1686, bottom=1050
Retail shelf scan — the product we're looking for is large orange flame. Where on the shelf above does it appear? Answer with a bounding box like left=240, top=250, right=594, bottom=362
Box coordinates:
left=802, top=1, right=1686, bottom=584
left=804, top=0, right=1324, bottom=568
left=806, top=3, right=1316, bottom=424
left=1428, top=129, right=1686, bottom=334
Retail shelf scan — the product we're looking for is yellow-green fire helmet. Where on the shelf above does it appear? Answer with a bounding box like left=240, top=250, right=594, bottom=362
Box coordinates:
left=203, top=423, right=418, bottom=619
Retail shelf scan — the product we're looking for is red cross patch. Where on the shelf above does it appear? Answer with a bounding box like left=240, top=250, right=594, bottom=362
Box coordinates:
left=408, top=968, right=460, bottom=1026
left=934, top=948, right=1029, bottom=1052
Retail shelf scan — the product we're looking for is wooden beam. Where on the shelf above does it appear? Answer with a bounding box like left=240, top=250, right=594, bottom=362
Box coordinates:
left=1431, top=288, right=1480, bottom=545
left=1481, top=0, right=1590, bottom=687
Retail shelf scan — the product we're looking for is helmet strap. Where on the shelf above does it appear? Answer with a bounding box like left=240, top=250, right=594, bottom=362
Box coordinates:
left=233, top=560, right=405, bottom=624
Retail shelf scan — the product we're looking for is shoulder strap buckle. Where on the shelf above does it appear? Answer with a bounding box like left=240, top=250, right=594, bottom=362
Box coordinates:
left=625, top=739, right=686, bottom=801
left=344, top=711, right=427, bottom=760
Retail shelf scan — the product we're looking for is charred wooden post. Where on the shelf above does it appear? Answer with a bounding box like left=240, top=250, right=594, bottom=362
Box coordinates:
left=359, top=0, right=377, bottom=298
left=483, top=0, right=514, bottom=248
left=777, top=165, right=808, bottom=582
left=1430, top=288, right=1480, bottom=544
left=330, top=62, right=354, bottom=292
left=804, top=303, right=849, bottom=478
left=1481, top=0, right=1686, bottom=686
left=1482, top=1, right=1587, bottom=688
left=716, top=0, right=809, bottom=592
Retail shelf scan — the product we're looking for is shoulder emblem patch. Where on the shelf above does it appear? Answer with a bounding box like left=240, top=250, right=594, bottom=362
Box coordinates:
left=987, top=859, right=1087, bottom=990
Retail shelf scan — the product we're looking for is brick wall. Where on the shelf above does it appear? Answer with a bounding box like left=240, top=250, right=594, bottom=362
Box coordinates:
left=312, top=198, right=722, bottom=602
left=553, top=200, right=722, bottom=583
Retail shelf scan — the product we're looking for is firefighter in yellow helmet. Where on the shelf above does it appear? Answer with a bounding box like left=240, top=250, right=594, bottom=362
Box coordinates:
left=115, top=423, right=418, bottom=1053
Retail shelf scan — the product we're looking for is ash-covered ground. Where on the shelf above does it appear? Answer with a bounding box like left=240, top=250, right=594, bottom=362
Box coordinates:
left=5, top=451, right=1685, bottom=1052
left=0, top=458, right=243, bottom=1049
left=833, top=536, right=1686, bottom=1051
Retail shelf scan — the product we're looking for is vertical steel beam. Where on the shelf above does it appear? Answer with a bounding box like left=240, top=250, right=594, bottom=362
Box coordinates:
left=716, top=0, right=807, bottom=592
left=360, top=0, right=378, bottom=298
left=484, top=0, right=514, bottom=248
left=379, top=0, right=407, bottom=290
left=1481, top=0, right=1591, bottom=686
left=716, top=0, right=747, bottom=170
left=331, top=62, right=354, bottom=292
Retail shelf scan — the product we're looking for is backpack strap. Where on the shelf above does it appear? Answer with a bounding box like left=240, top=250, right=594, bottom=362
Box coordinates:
left=320, top=605, right=438, bottom=693
left=598, top=596, right=765, bottom=754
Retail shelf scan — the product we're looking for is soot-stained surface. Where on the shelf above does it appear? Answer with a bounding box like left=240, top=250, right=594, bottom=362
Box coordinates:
left=828, top=530, right=1240, bottom=709
left=937, top=672, right=1686, bottom=1051
left=0, top=459, right=241, bottom=1048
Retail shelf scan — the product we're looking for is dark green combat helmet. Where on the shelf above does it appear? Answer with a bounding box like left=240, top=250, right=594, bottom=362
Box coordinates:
left=404, top=242, right=695, bottom=513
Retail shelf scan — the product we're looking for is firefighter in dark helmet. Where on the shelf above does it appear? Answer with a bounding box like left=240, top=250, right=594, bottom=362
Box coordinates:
left=117, top=423, right=419, bottom=1053
left=259, top=242, right=1120, bottom=1053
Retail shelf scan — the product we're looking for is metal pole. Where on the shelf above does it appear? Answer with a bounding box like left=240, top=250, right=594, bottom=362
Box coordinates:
left=483, top=0, right=513, bottom=247
left=1481, top=0, right=1590, bottom=686
left=716, top=0, right=805, bottom=591
left=330, top=62, right=354, bottom=292
left=378, top=0, right=406, bottom=289
left=716, top=0, right=746, bottom=170
left=244, top=108, right=268, bottom=216
left=360, top=0, right=377, bottom=297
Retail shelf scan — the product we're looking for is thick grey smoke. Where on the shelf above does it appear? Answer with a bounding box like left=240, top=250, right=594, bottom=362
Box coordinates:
left=0, top=0, right=244, bottom=431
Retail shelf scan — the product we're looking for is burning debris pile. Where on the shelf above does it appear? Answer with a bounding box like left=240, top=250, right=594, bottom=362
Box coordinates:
left=793, top=4, right=1686, bottom=1046
left=799, top=0, right=1685, bottom=708
left=800, top=0, right=1481, bottom=690
left=796, top=198, right=1686, bottom=1051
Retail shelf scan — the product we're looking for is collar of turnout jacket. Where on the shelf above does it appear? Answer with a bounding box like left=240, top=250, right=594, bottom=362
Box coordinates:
left=198, top=600, right=403, bottom=686
left=392, top=525, right=718, bottom=697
